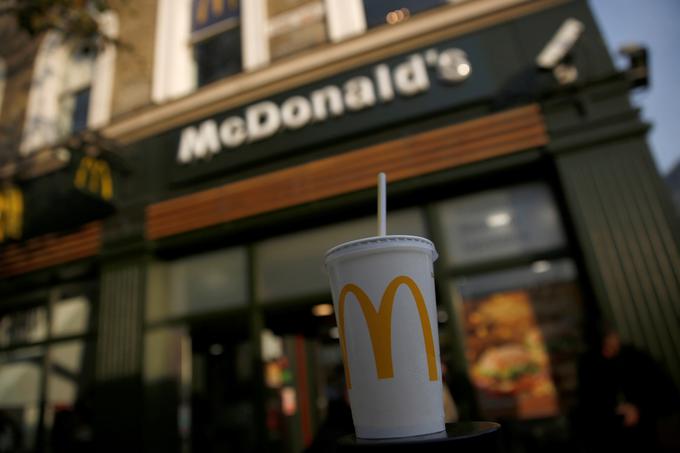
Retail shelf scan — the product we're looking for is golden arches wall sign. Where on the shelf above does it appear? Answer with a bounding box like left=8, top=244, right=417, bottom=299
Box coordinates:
left=337, top=275, right=438, bottom=388
left=0, top=185, right=24, bottom=242
left=74, top=156, right=113, bottom=201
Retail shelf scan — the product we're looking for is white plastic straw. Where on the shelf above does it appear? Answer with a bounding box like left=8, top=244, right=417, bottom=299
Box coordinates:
left=378, top=172, right=386, bottom=236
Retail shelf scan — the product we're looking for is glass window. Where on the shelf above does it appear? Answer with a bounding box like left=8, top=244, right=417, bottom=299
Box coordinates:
left=45, top=340, right=94, bottom=450
left=144, top=327, right=187, bottom=382
left=194, top=27, right=242, bottom=86
left=363, top=0, right=449, bottom=28
left=142, top=327, right=192, bottom=449
left=268, top=0, right=327, bottom=60
left=435, top=184, right=565, bottom=267
left=453, top=259, right=583, bottom=420
left=147, top=247, right=249, bottom=322
left=0, top=306, right=48, bottom=347
left=0, top=287, right=94, bottom=452
left=52, top=296, right=90, bottom=337
left=58, top=45, right=95, bottom=137
left=255, top=208, right=426, bottom=303
left=70, top=88, right=91, bottom=133
left=190, top=325, right=255, bottom=451
left=191, top=0, right=241, bottom=86
left=47, top=341, right=85, bottom=407
left=0, top=347, right=44, bottom=452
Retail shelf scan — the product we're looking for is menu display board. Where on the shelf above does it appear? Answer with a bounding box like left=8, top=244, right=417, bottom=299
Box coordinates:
left=463, top=291, right=560, bottom=419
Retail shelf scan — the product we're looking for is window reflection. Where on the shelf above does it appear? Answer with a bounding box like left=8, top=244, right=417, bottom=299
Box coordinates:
left=169, top=248, right=248, bottom=312
left=254, top=208, right=426, bottom=303
left=436, top=184, right=566, bottom=266
left=57, top=45, right=95, bottom=137
left=0, top=306, right=48, bottom=347
left=147, top=247, right=248, bottom=323
left=194, top=28, right=242, bottom=86
left=191, top=0, right=241, bottom=86
left=52, top=297, right=90, bottom=337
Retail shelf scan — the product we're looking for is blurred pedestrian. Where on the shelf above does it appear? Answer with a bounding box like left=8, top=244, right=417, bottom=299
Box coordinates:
left=51, top=395, right=94, bottom=453
left=441, top=358, right=459, bottom=423
left=0, top=411, right=21, bottom=453
left=576, top=330, right=680, bottom=453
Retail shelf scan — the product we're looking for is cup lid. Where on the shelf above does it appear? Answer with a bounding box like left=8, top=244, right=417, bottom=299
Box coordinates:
left=324, top=235, right=438, bottom=265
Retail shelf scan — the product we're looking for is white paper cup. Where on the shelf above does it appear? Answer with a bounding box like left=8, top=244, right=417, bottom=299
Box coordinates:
left=324, top=235, right=445, bottom=439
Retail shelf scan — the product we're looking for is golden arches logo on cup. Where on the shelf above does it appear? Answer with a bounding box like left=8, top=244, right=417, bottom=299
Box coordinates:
left=325, top=234, right=444, bottom=438
left=337, top=275, right=438, bottom=389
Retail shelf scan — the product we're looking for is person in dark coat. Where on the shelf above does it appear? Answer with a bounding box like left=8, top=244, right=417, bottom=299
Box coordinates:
left=0, top=411, right=22, bottom=453
left=51, top=396, right=95, bottom=453
left=576, top=331, right=680, bottom=453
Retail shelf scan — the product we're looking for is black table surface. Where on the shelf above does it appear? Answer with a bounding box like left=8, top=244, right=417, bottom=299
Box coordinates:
left=337, top=421, right=502, bottom=452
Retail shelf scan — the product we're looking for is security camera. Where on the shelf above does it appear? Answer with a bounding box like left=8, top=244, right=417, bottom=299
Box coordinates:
left=536, top=18, right=585, bottom=69
left=619, top=43, right=649, bottom=89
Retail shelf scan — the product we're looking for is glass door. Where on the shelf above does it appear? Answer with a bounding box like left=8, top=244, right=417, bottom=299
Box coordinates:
left=261, top=303, right=349, bottom=453
left=190, top=316, right=256, bottom=453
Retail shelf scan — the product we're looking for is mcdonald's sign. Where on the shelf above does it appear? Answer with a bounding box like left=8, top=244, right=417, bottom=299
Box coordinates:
left=74, top=156, right=114, bottom=201
left=337, top=275, right=438, bottom=388
left=0, top=186, right=23, bottom=242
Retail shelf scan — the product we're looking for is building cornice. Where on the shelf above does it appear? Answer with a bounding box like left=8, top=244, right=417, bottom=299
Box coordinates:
left=102, top=0, right=567, bottom=145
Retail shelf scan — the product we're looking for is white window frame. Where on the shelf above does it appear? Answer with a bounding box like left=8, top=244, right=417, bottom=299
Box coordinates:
left=152, top=0, right=196, bottom=103
left=152, top=0, right=366, bottom=102
left=20, top=11, right=118, bottom=156
left=325, top=0, right=366, bottom=43
left=89, top=12, right=118, bottom=129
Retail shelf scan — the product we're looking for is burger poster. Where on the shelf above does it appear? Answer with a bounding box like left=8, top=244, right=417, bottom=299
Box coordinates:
left=463, top=291, right=559, bottom=419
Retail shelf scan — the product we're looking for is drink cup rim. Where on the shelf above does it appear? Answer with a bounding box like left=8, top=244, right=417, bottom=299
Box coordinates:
left=324, top=235, right=438, bottom=266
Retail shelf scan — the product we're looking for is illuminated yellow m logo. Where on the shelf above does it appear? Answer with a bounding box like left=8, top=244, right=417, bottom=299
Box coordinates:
left=338, top=276, right=438, bottom=388
left=0, top=186, right=23, bottom=242
left=74, top=156, right=113, bottom=201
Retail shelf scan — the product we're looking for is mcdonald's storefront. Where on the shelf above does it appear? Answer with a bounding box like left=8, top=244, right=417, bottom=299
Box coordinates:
left=2, top=1, right=680, bottom=452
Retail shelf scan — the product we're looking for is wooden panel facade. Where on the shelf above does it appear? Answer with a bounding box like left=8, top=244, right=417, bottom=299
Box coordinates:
left=0, top=221, right=102, bottom=277
left=147, top=104, right=548, bottom=240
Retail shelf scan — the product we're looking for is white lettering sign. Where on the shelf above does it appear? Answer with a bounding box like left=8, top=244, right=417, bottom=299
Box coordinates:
left=177, top=47, right=471, bottom=163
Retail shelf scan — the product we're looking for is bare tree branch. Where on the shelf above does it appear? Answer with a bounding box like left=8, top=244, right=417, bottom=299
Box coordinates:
left=0, top=0, right=120, bottom=49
